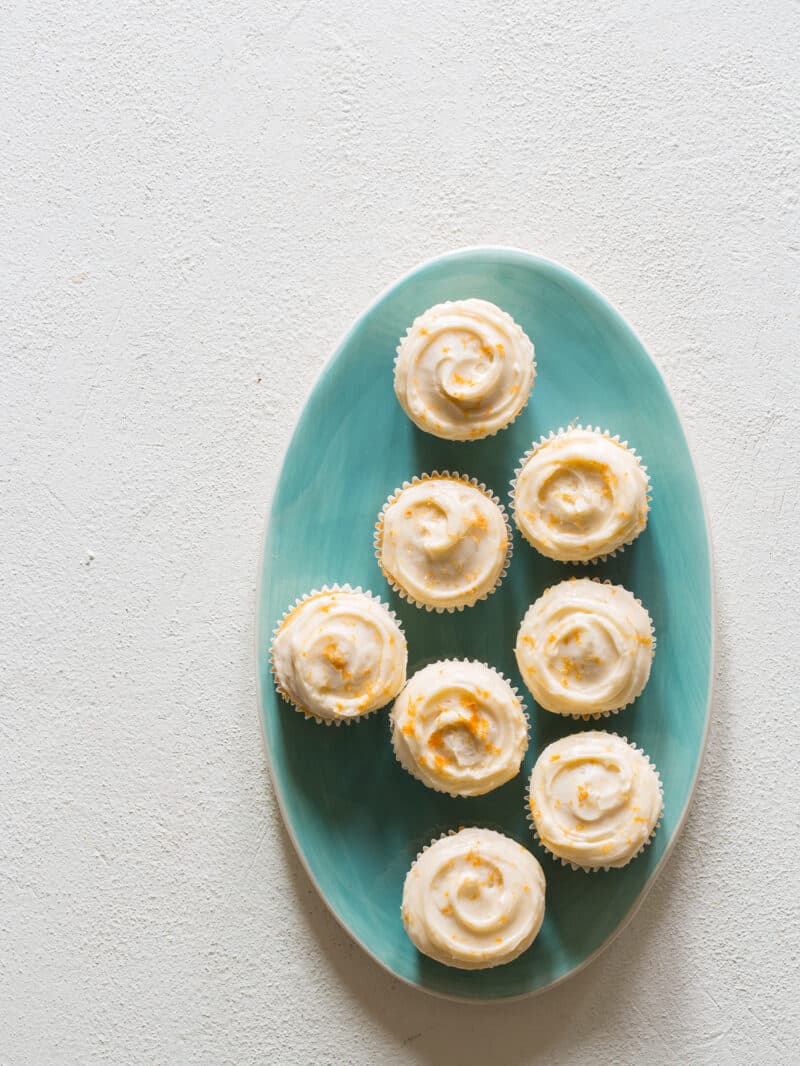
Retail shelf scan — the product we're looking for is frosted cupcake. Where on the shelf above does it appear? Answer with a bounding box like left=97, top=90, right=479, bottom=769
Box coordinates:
left=270, top=586, right=407, bottom=723
left=375, top=473, right=511, bottom=611
left=511, top=427, right=650, bottom=563
left=401, top=828, right=546, bottom=969
left=528, top=731, right=662, bottom=870
left=394, top=299, right=536, bottom=440
left=390, top=660, right=528, bottom=797
left=515, top=578, right=654, bottom=718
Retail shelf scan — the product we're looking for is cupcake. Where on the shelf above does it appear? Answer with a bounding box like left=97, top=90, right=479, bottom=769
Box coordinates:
left=375, top=472, right=511, bottom=611
left=511, top=427, right=650, bottom=563
left=515, top=578, right=655, bottom=718
left=390, top=660, right=529, bottom=797
left=394, top=299, right=536, bottom=441
left=270, top=585, right=407, bottom=724
left=528, top=731, right=663, bottom=870
left=401, top=827, right=546, bottom=969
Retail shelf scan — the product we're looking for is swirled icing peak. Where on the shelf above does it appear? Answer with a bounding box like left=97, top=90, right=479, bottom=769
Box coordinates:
left=512, top=428, right=649, bottom=562
left=515, top=578, right=654, bottom=717
left=271, top=588, right=407, bottom=721
left=377, top=475, right=509, bottom=610
left=402, top=828, right=546, bottom=969
left=391, top=660, right=528, bottom=796
left=394, top=299, right=535, bottom=441
left=529, top=731, right=662, bottom=869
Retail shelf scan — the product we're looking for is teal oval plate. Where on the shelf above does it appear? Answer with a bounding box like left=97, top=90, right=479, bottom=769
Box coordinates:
left=256, top=248, right=713, bottom=1001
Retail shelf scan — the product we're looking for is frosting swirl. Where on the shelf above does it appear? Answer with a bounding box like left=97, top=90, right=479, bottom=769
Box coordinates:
left=271, top=589, right=407, bottom=721
left=394, top=299, right=536, bottom=440
left=515, top=579, right=654, bottom=716
left=512, top=428, right=649, bottom=562
left=391, top=661, right=528, bottom=796
left=402, top=828, right=546, bottom=969
left=377, top=475, right=509, bottom=610
left=529, top=731, right=662, bottom=869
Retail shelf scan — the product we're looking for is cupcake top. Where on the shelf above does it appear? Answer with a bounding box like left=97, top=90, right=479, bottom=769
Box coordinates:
left=394, top=299, right=536, bottom=441
left=515, top=578, right=654, bottom=717
left=377, top=474, right=510, bottom=611
left=402, top=828, right=546, bottom=970
left=512, top=428, right=649, bottom=562
left=271, top=587, right=407, bottom=722
left=528, top=731, right=662, bottom=869
left=391, top=660, right=528, bottom=796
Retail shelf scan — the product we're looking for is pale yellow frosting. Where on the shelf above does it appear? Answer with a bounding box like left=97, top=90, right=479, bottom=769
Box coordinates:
left=271, top=589, right=406, bottom=721
left=378, top=476, right=509, bottom=610
left=515, top=579, right=654, bottom=717
left=529, top=731, right=662, bottom=869
left=394, top=299, right=535, bottom=441
left=402, top=828, right=546, bottom=969
left=391, top=660, right=528, bottom=796
left=513, top=428, right=649, bottom=562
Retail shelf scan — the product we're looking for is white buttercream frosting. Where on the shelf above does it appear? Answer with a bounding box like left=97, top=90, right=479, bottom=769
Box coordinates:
left=512, top=428, right=649, bottom=562
left=515, top=579, right=654, bottom=717
left=377, top=475, right=509, bottom=610
left=391, top=660, right=528, bottom=796
left=271, top=588, right=407, bottom=721
left=402, top=828, right=546, bottom=969
left=394, top=299, right=535, bottom=441
left=528, top=731, right=662, bottom=869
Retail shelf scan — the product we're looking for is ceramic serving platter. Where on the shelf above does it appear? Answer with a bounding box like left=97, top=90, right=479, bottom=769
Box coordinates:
left=255, top=247, right=713, bottom=1001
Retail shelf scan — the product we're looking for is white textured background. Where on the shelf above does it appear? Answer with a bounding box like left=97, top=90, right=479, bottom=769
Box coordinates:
left=2, top=1, right=799, bottom=1063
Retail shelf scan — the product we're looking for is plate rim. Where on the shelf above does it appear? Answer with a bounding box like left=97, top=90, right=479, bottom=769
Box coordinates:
left=253, top=245, right=716, bottom=1003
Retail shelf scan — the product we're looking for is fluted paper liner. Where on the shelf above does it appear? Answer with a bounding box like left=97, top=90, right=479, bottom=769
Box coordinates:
left=525, top=732, right=663, bottom=872
left=509, top=425, right=652, bottom=565
left=374, top=471, right=513, bottom=612
left=269, top=583, right=407, bottom=727
left=389, top=658, right=530, bottom=797
left=517, top=576, right=657, bottom=721
left=393, top=300, right=537, bottom=442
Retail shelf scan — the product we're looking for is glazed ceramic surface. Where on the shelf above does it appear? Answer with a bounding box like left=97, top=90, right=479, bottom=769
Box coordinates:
left=256, top=248, right=713, bottom=1000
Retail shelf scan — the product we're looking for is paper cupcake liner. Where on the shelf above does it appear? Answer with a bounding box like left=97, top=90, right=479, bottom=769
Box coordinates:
left=389, top=659, right=530, bottom=798
left=269, top=583, right=406, bottom=727
left=374, top=471, right=513, bottom=612
left=517, top=576, right=656, bottom=721
left=509, top=425, right=652, bottom=565
left=525, top=733, right=664, bottom=873
left=393, top=300, right=537, bottom=442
